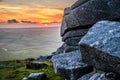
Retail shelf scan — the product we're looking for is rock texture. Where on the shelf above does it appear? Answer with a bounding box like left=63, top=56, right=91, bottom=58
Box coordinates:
left=79, top=21, right=120, bottom=74
left=22, top=77, right=28, bottom=80
left=51, top=50, right=93, bottom=80
left=78, top=72, right=95, bottom=80
left=64, top=45, right=79, bottom=53
left=61, top=0, right=120, bottom=36
left=28, top=72, right=46, bottom=80
left=89, top=72, right=117, bottom=80
left=78, top=72, right=118, bottom=80
left=62, top=29, right=89, bottom=41
left=51, top=0, right=120, bottom=80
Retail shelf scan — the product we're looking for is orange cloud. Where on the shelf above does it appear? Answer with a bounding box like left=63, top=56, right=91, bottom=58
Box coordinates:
left=0, top=3, right=64, bottom=25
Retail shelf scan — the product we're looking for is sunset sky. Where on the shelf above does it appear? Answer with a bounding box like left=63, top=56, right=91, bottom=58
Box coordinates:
left=0, top=0, right=76, bottom=28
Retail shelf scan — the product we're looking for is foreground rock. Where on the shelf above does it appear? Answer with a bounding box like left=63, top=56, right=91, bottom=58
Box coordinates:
left=89, top=72, right=117, bottom=80
left=22, top=77, right=28, bottom=80
left=61, top=0, right=120, bottom=36
left=28, top=72, right=46, bottom=80
left=79, top=21, right=120, bottom=74
left=78, top=72, right=118, bottom=80
left=78, top=72, right=94, bottom=80
left=26, top=62, right=47, bottom=70
left=51, top=50, right=93, bottom=80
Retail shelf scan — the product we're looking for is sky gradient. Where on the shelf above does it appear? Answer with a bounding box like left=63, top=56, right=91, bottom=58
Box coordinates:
left=0, top=0, right=76, bottom=28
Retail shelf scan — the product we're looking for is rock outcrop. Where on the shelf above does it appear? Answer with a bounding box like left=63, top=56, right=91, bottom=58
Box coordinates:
left=51, top=0, right=120, bottom=80
left=79, top=21, right=120, bottom=74
left=51, top=50, right=93, bottom=80
left=61, top=0, right=120, bottom=36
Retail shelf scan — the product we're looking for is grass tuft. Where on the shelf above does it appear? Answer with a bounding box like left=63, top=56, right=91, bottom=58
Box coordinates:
left=0, top=59, right=63, bottom=80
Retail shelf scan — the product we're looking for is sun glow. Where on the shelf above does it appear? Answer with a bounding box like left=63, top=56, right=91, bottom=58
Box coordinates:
left=0, top=0, right=77, bottom=27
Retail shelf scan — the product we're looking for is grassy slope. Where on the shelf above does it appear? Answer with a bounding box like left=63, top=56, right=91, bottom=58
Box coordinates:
left=0, top=59, right=63, bottom=80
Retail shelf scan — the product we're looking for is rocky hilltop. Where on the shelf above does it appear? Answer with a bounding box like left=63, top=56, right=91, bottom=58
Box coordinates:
left=51, top=0, right=120, bottom=80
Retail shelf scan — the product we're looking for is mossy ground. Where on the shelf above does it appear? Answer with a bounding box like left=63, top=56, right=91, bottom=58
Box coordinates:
left=0, top=59, right=63, bottom=80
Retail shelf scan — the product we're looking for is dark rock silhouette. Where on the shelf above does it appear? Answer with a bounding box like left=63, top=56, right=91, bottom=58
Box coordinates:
left=8, top=19, right=19, bottom=23
left=61, top=0, right=120, bottom=36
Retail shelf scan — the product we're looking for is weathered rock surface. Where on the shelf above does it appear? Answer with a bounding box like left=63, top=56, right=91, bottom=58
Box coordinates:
left=62, top=29, right=89, bottom=41
left=26, top=62, right=47, bottom=70
left=64, top=45, right=79, bottom=53
left=65, top=37, right=81, bottom=46
left=79, top=21, right=120, bottom=74
left=89, top=72, right=117, bottom=80
left=78, top=72, right=118, bottom=80
left=22, top=77, right=28, bottom=80
left=51, top=50, right=93, bottom=80
left=28, top=72, right=46, bottom=80
left=78, top=72, right=95, bottom=80
left=61, top=0, right=120, bottom=36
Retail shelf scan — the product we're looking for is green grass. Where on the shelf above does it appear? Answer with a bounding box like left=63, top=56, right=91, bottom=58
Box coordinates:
left=0, top=59, right=63, bottom=80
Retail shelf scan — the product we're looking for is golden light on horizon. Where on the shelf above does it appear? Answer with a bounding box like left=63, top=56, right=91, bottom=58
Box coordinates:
left=0, top=4, right=64, bottom=23
left=0, top=0, right=77, bottom=27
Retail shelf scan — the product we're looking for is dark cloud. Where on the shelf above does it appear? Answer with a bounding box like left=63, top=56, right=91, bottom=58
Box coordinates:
left=0, top=0, right=2, bottom=2
left=21, top=20, right=38, bottom=24
left=7, top=19, right=19, bottom=23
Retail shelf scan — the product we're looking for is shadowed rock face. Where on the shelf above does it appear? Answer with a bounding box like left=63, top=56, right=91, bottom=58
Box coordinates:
left=65, top=37, right=81, bottom=46
left=61, top=0, right=120, bottom=36
left=51, top=50, right=93, bottom=80
left=64, top=45, right=79, bottom=53
left=79, top=21, right=120, bottom=74
left=62, top=29, right=89, bottom=41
